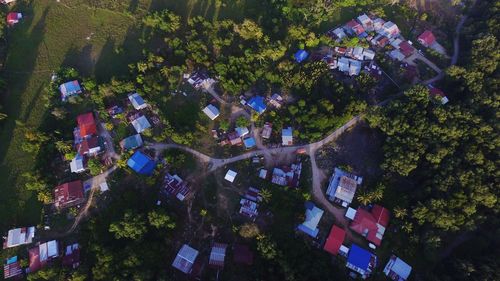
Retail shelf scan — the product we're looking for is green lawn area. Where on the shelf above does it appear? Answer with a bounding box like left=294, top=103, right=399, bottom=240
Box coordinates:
left=0, top=0, right=144, bottom=231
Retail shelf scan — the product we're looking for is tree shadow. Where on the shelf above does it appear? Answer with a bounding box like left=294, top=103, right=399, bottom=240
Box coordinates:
left=0, top=5, right=49, bottom=230
left=60, top=44, right=95, bottom=77
left=128, top=0, right=139, bottom=13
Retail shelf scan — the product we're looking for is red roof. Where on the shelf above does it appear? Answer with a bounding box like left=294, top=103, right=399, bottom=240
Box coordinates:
left=28, top=247, right=43, bottom=273
left=350, top=205, right=390, bottom=246
left=6, top=12, right=20, bottom=25
left=76, top=112, right=97, bottom=137
left=418, top=30, right=436, bottom=46
left=371, top=205, right=390, bottom=226
left=399, top=41, right=415, bottom=57
left=76, top=136, right=100, bottom=155
left=323, top=225, right=346, bottom=255
left=429, top=87, right=445, bottom=97
left=54, top=180, right=84, bottom=209
left=346, top=20, right=359, bottom=28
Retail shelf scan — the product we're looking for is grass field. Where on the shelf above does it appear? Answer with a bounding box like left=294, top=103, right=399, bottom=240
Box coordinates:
left=0, top=0, right=144, bottom=231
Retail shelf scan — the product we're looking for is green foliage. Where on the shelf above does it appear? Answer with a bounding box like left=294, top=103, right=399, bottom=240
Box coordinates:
left=87, top=159, right=103, bottom=176
left=219, top=119, right=230, bottom=131
left=256, top=234, right=278, bottom=260
left=147, top=210, right=176, bottom=229
left=109, top=210, right=147, bottom=240
left=239, top=223, right=260, bottom=238
left=235, top=116, right=250, bottom=128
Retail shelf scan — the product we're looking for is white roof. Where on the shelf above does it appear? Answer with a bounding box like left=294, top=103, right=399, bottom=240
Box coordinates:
left=172, top=244, right=199, bottom=274
left=224, top=170, right=237, bottom=182
left=236, top=127, right=249, bottom=137
left=282, top=127, right=293, bottom=145
left=202, top=104, right=220, bottom=120
left=70, top=156, right=85, bottom=173
left=363, top=49, right=375, bottom=60
left=357, top=14, right=371, bottom=24
left=384, top=256, right=412, bottom=280
left=99, top=182, right=109, bottom=192
left=345, top=207, right=357, bottom=219
left=259, top=169, right=268, bottom=179
left=128, top=93, right=147, bottom=110
left=5, top=227, right=35, bottom=248
left=131, top=115, right=151, bottom=133
left=338, top=57, right=350, bottom=72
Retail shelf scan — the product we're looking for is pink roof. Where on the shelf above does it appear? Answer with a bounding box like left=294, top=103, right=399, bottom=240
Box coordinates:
left=323, top=225, right=346, bottom=255
left=346, top=20, right=359, bottom=28
left=6, top=12, right=20, bottom=24
left=76, top=112, right=97, bottom=137
left=399, top=41, right=415, bottom=57
left=418, top=30, right=436, bottom=46
left=429, top=87, right=445, bottom=97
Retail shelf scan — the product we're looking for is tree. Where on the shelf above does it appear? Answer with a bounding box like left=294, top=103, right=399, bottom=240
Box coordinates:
left=219, top=119, right=230, bottom=132
left=234, top=19, right=263, bottom=40
left=256, top=234, right=278, bottom=260
left=260, top=188, right=272, bottom=203
left=236, top=116, right=250, bottom=128
left=239, top=223, right=260, bottom=238
left=148, top=210, right=176, bottom=229
left=87, top=159, right=103, bottom=176
left=109, top=210, right=147, bottom=240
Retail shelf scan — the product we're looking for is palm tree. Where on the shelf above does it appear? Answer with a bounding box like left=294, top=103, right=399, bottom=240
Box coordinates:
left=357, top=192, right=371, bottom=206
left=0, top=112, right=7, bottom=121
left=394, top=206, right=408, bottom=219
left=260, top=188, right=272, bottom=203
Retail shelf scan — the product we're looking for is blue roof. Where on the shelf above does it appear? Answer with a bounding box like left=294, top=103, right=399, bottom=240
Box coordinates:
left=243, top=137, right=256, bottom=149
left=121, top=134, right=143, bottom=150
left=59, top=80, right=82, bottom=100
left=248, top=96, right=267, bottom=114
left=347, top=244, right=372, bottom=271
left=127, top=151, right=156, bottom=175
left=294, top=50, right=309, bottom=63
left=297, top=201, right=324, bottom=238
left=282, top=127, right=293, bottom=137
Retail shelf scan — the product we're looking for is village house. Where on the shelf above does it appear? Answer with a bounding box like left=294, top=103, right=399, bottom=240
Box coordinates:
left=28, top=240, right=60, bottom=274
left=127, top=151, right=156, bottom=175
left=6, top=12, right=22, bottom=26
left=347, top=204, right=390, bottom=247
left=185, top=71, right=215, bottom=89
left=224, top=169, right=237, bottom=183
left=76, top=135, right=104, bottom=156
left=3, top=227, right=35, bottom=249
left=119, top=134, right=143, bottom=150
left=297, top=202, right=324, bottom=238
left=379, top=21, right=400, bottom=38
left=76, top=112, right=97, bottom=138
left=329, top=27, right=347, bottom=41
left=346, top=244, right=377, bottom=279
left=357, top=14, right=373, bottom=31
left=271, top=162, right=302, bottom=188
left=428, top=85, right=449, bottom=104
left=128, top=93, right=148, bottom=110
left=261, top=122, right=272, bottom=139
left=282, top=127, right=293, bottom=146
left=131, top=115, right=151, bottom=134
left=3, top=256, right=22, bottom=279
left=59, top=80, right=82, bottom=101
left=398, top=41, right=415, bottom=57
left=389, top=49, right=406, bottom=61
left=268, top=93, right=284, bottom=108
left=373, top=18, right=385, bottom=32
left=54, top=180, right=85, bottom=210
left=209, top=243, right=228, bottom=269
left=172, top=244, right=199, bottom=274
left=62, top=243, right=80, bottom=269
left=239, top=187, right=262, bottom=219
left=163, top=173, right=191, bottom=201
left=371, top=34, right=389, bottom=47
left=202, top=104, right=220, bottom=120
left=294, top=50, right=309, bottom=63
left=417, top=30, right=436, bottom=47
left=383, top=255, right=413, bottom=281
left=345, top=19, right=365, bottom=37
left=326, top=167, right=363, bottom=207
left=247, top=96, right=267, bottom=114
left=70, top=154, right=85, bottom=173
left=323, top=225, right=346, bottom=256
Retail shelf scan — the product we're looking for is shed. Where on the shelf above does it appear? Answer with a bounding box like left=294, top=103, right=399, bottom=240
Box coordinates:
left=202, top=104, right=220, bottom=120
left=345, top=207, right=357, bottom=220
left=127, top=151, right=156, bottom=175
left=172, top=244, right=199, bottom=274
left=294, top=50, right=309, bottom=63
left=59, top=80, right=82, bottom=101
left=131, top=115, right=151, bottom=134
left=128, top=93, right=147, bottom=110
left=224, top=170, right=237, bottom=183
left=209, top=243, right=227, bottom=269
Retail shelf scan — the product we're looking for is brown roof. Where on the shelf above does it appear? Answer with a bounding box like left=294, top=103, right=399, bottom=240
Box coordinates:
left=54, top=180, right=84, bottom=209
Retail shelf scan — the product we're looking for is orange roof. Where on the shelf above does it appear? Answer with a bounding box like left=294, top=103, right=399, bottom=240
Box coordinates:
left=76, top=112, right=97, bottom=137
